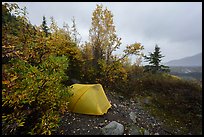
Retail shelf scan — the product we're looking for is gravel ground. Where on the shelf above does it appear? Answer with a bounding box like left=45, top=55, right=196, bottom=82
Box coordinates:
left=54, top=91, right=172, bottom=135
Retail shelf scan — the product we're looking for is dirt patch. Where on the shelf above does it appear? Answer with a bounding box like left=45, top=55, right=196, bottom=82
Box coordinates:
left=54, top=91, right=170, bottom=135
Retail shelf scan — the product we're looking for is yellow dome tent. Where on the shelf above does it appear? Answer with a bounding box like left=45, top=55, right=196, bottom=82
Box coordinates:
left=68, top=84, right=112, bottom=115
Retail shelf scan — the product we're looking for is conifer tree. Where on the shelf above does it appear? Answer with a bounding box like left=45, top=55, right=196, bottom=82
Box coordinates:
left=144, top=44, right=170, bottom=73
left=71, top=17, right=81, bottom=44
left=42, top=16, right=49, bottom=37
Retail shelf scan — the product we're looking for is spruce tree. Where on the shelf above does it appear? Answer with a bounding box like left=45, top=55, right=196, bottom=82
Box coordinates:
left=144, top=44, right=170, bottom=73
left=42, top=16, right=49, bottom=37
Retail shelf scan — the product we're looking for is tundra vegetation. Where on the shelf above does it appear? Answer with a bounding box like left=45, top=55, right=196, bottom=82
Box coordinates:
left=2, top=3, right=202, bottom=135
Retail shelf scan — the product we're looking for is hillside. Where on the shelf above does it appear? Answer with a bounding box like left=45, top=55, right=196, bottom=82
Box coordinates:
left=169, top=66, right=202, bottom=81
left=165, top=53, right=202, bottom=67
left=54, top=73, right=202, bottom=135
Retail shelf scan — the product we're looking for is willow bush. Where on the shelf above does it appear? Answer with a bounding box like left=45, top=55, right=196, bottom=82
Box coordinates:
left=2, top=55, right=72, bottom=135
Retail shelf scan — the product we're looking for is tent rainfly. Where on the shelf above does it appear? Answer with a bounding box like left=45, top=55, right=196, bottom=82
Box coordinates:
left=68, top=84, right=112, bottom=115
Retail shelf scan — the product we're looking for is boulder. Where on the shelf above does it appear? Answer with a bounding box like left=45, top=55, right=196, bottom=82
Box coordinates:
left=101, top=121, right=124, bottom=135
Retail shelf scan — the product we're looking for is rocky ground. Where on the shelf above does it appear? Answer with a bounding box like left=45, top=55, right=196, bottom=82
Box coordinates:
left=54, top=90, right=175, bottom=135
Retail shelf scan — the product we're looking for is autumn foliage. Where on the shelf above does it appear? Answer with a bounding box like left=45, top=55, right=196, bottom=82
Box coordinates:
left=2, top=3, right=201, bottom=135
left=2, top=3, right=74, bottom=135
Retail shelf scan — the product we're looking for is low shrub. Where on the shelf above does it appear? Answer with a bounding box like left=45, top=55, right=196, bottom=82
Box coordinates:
left=2, top=55, right=72, bottom=135
left=131, top=72, right=202, bottom=134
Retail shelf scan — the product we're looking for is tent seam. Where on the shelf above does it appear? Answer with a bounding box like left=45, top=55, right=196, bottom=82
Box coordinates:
left=71, top=87, right=90, bottom=111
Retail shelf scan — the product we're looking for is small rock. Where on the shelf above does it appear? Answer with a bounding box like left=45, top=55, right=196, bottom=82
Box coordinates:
left=99, top=123, right=105, bottom=127
left=196, top=114, right=202, bottom=118
left=113, top=104, right=117, bottom=108
left=119, top=104, right=125, bottom=108
left=143, top=97, right=151, bottom=105
left=154, top=133, right=159, bottom=135
left=137, top=105, right=143, bottom=109
left=119, top=95, right=124, bottom=100
left=129, top=125, right=141, bottom=135
left=126, top=102, right=130, bottom=106
left=144, top=129, right=150, bottom=135
left=130, top=99, right=134, bottom=103
left=71, top=78, right=80, bottom=84
left=151, top=123, right=156, bottom=127
left=101, top=121, right=124, bottom=135
left=129, top=112, right=137, bottom=123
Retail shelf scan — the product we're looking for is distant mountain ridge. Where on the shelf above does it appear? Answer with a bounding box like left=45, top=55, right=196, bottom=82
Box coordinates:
left=165, top=53, right=202, bottom=66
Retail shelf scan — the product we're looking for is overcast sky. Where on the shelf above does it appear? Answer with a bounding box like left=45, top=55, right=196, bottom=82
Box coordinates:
left=11, top=2, right=202, bottom=64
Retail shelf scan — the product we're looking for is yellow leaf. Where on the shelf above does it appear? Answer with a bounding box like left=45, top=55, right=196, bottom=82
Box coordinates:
left=2, top=100, right=8, bottom=107
left=19, top=122, right=25, bottom=126
left=2, top=115, right=7, bottom=119
left=2, top=80, right=10, bottom=85
left=11, top=76, right=18, bottom=82
left=48, top=130, right=51, bottom=135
